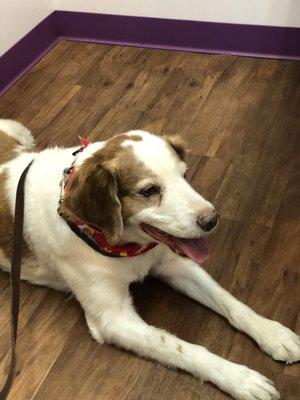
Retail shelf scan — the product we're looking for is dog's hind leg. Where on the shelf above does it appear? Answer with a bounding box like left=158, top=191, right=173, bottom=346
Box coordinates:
left=152, top=252, right=300, bottom=365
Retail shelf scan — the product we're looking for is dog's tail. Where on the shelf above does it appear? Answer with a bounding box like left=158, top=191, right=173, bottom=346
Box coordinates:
left=0, top=119, right=34, bottom=149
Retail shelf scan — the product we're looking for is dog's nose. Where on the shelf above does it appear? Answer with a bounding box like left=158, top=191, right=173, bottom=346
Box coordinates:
left=197, top=210, right=219, bottom=232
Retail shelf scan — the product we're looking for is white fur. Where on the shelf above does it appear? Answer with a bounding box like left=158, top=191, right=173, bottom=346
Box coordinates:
left=1, top=122, right=299, bottom=400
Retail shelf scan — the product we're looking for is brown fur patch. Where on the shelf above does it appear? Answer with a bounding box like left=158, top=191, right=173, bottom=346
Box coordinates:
left=116, top=151, right=159, bottom=223
left=103, top=133, right=142, bottom=153
left=62, top=158, right=123, bottom=245
left=0, top=171, right=33, bottom=260
left=164, top=135, right=187, bottom=161
left=62, top=133, right=157, bottom=244
left=105, top=133, right=159, bottom=222
left=177, top=344, right=183, bottom=353
left=104, top=133, right=161, bottom=223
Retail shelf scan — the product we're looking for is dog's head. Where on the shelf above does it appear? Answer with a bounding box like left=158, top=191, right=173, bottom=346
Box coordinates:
left=63, top=131, right=218, bottom=257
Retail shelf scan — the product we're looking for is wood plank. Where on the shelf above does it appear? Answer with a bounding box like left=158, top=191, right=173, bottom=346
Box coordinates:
left=181, top=57, right=262, bottom=156
left=228, top=165, right=300, bottom=375
left=215, top=62, right=300, bottom=227
left=0, top=291, right=79, bottom=400
left=0, top=41, right=111, bottom=120
left=0, top=273, right=48, bottom=359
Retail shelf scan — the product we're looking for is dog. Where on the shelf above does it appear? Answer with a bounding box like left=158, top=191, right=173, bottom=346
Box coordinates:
left=0, top=119, right=299, bottom=400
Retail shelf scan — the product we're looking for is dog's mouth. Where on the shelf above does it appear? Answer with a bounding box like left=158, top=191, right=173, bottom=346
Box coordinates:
left=141, top=223, right=210, bottom=265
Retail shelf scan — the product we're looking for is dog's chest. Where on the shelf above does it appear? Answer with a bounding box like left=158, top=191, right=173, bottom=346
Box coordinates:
left=128, top=256, right=154, bottom=281
left=102, top=247, right=162, bottom=283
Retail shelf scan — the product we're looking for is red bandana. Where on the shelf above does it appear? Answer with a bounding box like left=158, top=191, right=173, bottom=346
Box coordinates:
left=57, top=138, right=158, bottom=258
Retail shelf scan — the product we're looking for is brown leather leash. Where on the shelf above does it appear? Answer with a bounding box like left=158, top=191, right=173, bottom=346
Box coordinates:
left=0, top=161, right=33, bottom=400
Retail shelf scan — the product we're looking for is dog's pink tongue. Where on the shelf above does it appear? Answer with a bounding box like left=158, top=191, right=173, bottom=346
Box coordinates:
left=141, top=224, right=210, bottom=265
left=171, top=236, right=210, bottom=264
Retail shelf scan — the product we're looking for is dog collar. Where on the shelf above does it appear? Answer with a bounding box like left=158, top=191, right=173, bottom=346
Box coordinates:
left=57, top=138, right=158, bottom=258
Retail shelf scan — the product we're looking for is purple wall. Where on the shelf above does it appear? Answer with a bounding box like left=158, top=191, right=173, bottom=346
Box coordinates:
left=0, top=12, right=58, bottom=95
left=1, top=11, right=299, bottom=96
left=58, top=11, right=300, bottom=60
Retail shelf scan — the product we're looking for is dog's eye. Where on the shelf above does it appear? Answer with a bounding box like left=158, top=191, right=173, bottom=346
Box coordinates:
left=140, top=185, right=160, bottom=197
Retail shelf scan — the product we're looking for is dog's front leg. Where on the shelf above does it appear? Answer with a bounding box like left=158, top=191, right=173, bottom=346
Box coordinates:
left=152, top=252, right=300, bottom=364
left=64, top=267, right=279, bottom=400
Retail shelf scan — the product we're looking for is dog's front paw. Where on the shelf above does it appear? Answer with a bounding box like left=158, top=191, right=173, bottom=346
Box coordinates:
left=223, top=365, right=279, bottom=400
left=255, top=319, right=300, bottom=364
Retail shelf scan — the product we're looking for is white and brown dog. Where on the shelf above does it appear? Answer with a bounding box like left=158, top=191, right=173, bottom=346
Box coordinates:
left=0, top=119, right=299, bottom=400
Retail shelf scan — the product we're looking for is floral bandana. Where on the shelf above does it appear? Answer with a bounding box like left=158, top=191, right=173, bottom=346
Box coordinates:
left=57, top=138, right=158, bottom=258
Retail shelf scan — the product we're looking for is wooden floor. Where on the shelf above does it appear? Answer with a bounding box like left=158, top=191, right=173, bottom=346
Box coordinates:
left=0, top=40, right=299, bottom=399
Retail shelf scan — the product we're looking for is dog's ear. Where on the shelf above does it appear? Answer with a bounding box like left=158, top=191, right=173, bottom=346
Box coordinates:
left=164, top=135, right=187, bottom=161
left=63, top=159, right=123, bottom=245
